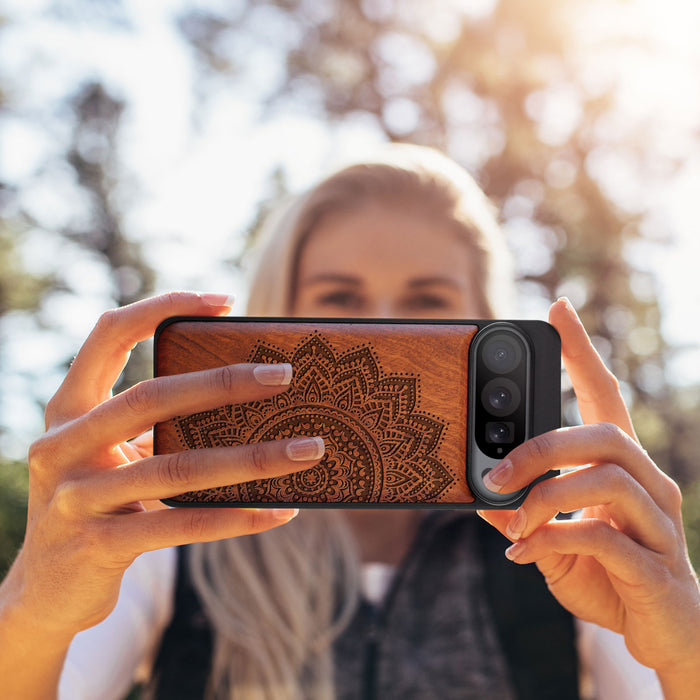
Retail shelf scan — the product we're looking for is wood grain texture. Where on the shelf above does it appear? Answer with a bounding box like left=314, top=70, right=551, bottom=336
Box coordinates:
left=155, top=320, right=477, bottom=505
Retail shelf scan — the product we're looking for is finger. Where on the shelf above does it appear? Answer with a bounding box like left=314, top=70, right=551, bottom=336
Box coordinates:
left=503, top=518, right=662, bottom=587
left=548, top=298, right=636, bottom=439
left=503, top=464, right=675, bottom=554
left=120, top=431, right=153, bottom=461
left=119, top=441, right=144, bottom=462
left=111, top=506, right=301, bottom=558
left=483, top=423, right=681, bottom=514
left=47, top=292, right=235, bottom=424
left=86, top=437, right=326, bottom=507
left=476, top=509, right=515, bottom=539
left=128, top=430, right=153, bottom=459
left=66, top=362, right=294, bottom=454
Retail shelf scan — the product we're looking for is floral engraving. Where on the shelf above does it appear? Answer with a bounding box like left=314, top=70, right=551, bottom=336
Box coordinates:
left=174, top=333, right=453, bottom=503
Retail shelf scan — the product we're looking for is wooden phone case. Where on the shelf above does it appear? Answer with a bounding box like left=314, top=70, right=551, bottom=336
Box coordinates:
left=154, top=318, right=479, bottom=506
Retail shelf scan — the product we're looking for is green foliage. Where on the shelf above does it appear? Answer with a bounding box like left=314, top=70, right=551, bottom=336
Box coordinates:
left=682, top=478, right=700, bottom=572
left=0, top=460, right=28, bottom=577
left=0, top=225, right=53, bottom=315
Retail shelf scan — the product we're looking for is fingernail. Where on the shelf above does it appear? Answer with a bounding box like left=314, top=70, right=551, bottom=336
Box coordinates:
left=506, top=509, right=527, bottom=540
left=483, top=460, right=512, bottom=493
left=505, top=541, right=527, bottom=561
left=273, top=508, right=299, bottom=521
left=199, top=293, right=236, bottom=308
left=286, top=437, right=325, bottom=461
left=557, top=296, right=578, bottom=319
left=254, top=363, right=293, bottom=386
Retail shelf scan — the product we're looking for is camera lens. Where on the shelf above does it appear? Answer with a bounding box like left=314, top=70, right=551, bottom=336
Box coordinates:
left=481, top=378, right=521, bottom=417
left=489, top=387, right=510, bottom=411
left=482, top=334, right=523, bottom=374
left=486, top=421, right=514, bottom=444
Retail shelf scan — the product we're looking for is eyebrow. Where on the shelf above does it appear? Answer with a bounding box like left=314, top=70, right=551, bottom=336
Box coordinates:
left=300, top=274, right=463, bottom=290
left=407, top=277, right=462, bottom=290
left=301, top=273, right=362, bottom=286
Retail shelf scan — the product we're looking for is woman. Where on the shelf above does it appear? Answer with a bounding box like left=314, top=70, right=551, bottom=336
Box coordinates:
left=0, top=145, right=698, bottom=699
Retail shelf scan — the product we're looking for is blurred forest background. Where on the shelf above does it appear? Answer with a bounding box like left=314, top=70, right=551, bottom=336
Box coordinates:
left=1, top=0, right=700, bottom=574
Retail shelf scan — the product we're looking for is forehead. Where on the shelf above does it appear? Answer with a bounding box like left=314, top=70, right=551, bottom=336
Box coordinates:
left=298, top=202, right=472, bottom=280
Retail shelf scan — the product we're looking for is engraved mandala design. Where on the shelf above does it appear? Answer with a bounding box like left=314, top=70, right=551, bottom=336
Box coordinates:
left=174, top=333, right=453, bottom=503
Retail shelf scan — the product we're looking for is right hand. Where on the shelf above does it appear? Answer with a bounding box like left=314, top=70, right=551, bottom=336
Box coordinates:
left=6, top=292, right=325, bottom=639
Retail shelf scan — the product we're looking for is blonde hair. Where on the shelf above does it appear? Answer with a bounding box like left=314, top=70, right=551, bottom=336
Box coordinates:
left=246, top=143, right=514, bottom=318
left=189, top=512, right=359, bottom=700
left=188, top=144, right=514, bottom=699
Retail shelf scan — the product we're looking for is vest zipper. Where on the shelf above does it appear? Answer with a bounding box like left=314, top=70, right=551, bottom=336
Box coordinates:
left=358, top=512, right=447, bottom=699
left=361, top=603, right=382, bottom=700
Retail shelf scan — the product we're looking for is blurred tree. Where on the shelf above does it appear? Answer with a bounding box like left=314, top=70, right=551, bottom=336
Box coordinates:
left=0, top=203, right=54, bottom=316
left=0, top=20, right=155, bottom=568
left=61, top=80, right=156, bottom=391
left=0, top=11, right=45, bottom=572
left=176, top=0, right=700, bottom=494
left=0, top=197, right=47, bottom=577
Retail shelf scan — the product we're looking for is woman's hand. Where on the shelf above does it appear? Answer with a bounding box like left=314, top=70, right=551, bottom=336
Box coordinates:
left=1, top=292, right=325, bottom=646
left=478, top=298, right=700, bottom=695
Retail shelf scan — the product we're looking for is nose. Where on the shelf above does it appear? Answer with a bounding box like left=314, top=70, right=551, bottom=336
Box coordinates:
left=367, top=300, right=399, bottom=319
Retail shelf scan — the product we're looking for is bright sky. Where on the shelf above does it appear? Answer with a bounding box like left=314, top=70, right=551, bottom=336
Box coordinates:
left=1, top=0, right=699, bottom=456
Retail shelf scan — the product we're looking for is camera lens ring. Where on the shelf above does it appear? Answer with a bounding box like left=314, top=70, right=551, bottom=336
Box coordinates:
left=481, top=333, right=523, bottom=374
left=481, top=377, right=521, bottom=417
left=485, top=421, right=515, bottom=444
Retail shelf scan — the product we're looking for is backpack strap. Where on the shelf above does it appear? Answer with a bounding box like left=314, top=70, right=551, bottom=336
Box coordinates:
left=476, top=515, right=580, bottom=700
left=146, top=546, right=212, bottom=699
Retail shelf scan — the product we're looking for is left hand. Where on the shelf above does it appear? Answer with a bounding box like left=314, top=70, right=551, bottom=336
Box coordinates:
left=478, top=298, right=700, bottom=685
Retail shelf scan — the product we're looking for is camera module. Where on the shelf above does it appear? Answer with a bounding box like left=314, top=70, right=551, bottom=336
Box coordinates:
left=467, top=320, right=560, bottom=507
left=469, top=323, right=531, bottom=463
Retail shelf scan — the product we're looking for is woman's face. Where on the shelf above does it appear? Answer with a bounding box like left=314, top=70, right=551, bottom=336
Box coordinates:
left=292, top=202, right=484, bottom=319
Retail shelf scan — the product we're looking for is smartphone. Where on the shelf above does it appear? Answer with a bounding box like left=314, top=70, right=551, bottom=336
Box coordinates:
left=153, top=317, right=560, bottom=509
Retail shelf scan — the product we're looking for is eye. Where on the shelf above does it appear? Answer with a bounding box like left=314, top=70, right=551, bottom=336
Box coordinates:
left=402, top=294, right=451, bottom=311
left=315, top=290, right=365, bottom=311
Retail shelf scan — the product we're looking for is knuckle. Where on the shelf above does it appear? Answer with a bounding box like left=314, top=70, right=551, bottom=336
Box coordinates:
left=662, top=476, right=683, bottom=512
left=28, top=436, right=50, bottom=473
left=161, top=291, right=191, bottom=309
left=123, top=380, right=159, bottom=416
left=212, top=365, right=238, bottom=394
left=660, top=512, right=683, bottom=554
left=44, top=395, right=63, bottom=426
left=184, top=509, right=211, bottom=541
left=157, top=451, right=195, bottom=490
left=52, top=479, right=85, bottom=518
left=244, top=509, right=271, bottom=532
left=95, top=307, right=137, bottom=356
left=28, top=433, right=60, bottom=476
left=529, top=477, right=555, bottom=510
left=581, top=517, right=614, bottom=546
left=246, top=442, right=270, bottom=476
left=94, top=308, right=121, bottom=337
left=522, top=432, right=555, bottom=465
left=596, top=421, right=628, bottom=446
left=649, top=558, right=675, bottom=589
left=601, top=462, right=633, bottom=490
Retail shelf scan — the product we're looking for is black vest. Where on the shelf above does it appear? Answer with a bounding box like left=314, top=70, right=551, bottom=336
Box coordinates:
left=148, top=513, right=579, bottom=699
